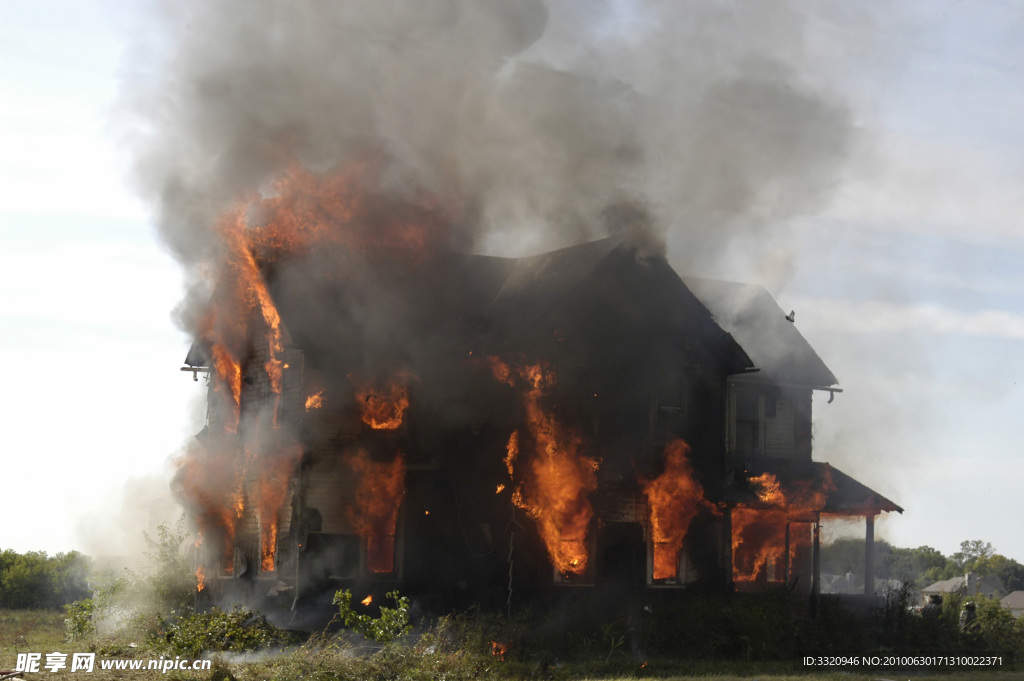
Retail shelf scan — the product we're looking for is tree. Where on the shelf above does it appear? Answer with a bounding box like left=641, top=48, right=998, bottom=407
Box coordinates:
left=970, top=554, right=1024, bottom=592
left=0, top=550, right=90, bottom=609
left=882, top=545, right=950, bottom=586
left=951, top=540, right=995, bottom=571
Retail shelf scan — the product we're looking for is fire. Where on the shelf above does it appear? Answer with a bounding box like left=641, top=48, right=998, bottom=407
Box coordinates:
left=347, top=449, right=406, bottom=573
left=356, top=377, right=410, bottom=430
left=496, top=484, right=505, bottom=494
left=175, top=441, right=243, bottom=576
left=731, top=470, right=835, bottom=583
left=750, top=473, right=784, bottom=505
left=641, top=439, right=704, bottom=580
left=305, top=390, right=324, bottom=411
left=196, top=565, right=206, bottom=592
left=732, top=507, right=790, bottom=582
left=361, top=595, right=373, bottom=606
left=491, top=641, right=509, bottom=661
left=180, top=156, right=453, bottom=589
left=208, top=344, right=242, bottom=433
left=489, top=358, right=598, bottom=576
left=504, top=430, right=518, bottom=476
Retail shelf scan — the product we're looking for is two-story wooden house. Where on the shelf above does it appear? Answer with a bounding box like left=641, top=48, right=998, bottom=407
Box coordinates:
left=181, top=236, right=900, bottom=611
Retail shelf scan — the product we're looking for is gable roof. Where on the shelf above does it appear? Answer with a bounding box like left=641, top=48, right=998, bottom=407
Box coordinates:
left=1001, top=591, right=1024, bottom=610
left=183, top=239, right=839, bottom=393
left=922, top=574, right=1006, bottom=596
left=681, top=277, right=838, bottom=387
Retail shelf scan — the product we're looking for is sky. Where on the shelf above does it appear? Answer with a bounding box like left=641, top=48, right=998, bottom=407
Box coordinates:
left=1, top=0, right=1022, bottom=566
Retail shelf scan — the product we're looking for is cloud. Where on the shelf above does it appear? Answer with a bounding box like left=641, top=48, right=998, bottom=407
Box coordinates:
left=792, top=297, right=1024, bottom=340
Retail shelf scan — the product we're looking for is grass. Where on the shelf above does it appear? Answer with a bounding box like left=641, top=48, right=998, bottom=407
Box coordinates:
left=3, top=608, right=1023, bottom=681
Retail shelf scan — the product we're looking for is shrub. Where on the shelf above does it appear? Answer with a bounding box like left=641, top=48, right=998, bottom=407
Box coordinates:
left=158, top=606, right=295, bottom=657
left=333, top=589, right=412, bottom=644
left=63, top=598, right=96, bottom=641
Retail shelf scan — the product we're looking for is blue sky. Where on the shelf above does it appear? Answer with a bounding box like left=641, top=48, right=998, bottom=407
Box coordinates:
left=1, top=0, right=1022, bottom=566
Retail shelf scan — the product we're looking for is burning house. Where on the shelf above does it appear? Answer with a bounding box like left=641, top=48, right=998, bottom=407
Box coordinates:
left=177, top=172, right=900, bottom=612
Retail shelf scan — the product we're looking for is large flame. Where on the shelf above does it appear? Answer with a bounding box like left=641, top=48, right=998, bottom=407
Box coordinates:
left=346, top=449, right=406, bottom=574
left=249, top=442, right=303, bottom=572
left=641, top=439, right=704, bottom=581
left=489, top=358, right=598, bottom=576
left=731, top=470, right=834, bottom=583
left=181, top=156, right=451, bottom=587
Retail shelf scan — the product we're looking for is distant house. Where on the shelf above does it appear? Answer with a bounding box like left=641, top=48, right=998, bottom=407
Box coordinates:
left=1001, top=591, right=1024, bottom=618
left=921, top=573, right=1005, bottom=604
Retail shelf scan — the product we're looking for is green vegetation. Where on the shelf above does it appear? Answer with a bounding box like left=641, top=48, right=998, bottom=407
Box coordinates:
left=156, top=606, right=298, bottom=658
left=0, top=549, right=90, bottom=609
left=822, top=537, right=1024, bottom=592
left=333, top=589, right=412, bottom=644
left=4, top=531, right=1024, bottom=680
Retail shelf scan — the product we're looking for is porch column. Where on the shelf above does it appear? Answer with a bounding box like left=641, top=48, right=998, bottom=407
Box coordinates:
left=811, top=513, right=821, bottom=618
left=864, top=513, right=876, bottom=596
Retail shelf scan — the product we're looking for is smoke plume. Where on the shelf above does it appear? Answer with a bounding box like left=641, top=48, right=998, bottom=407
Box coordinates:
left=121, top=0, right=855, bottom=293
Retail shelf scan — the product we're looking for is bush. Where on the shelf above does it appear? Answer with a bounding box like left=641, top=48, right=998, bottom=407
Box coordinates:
left=158, top=606, right=296, bottom=657
left=333, top=589, right=412, bottom=644
left=63, top=598, right=96, bottom=641
left=135, top=515, right=196, bottom=616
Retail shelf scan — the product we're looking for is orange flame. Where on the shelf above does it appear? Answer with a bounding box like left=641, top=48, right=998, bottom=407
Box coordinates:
left=504, top=430, right=518, bottom=477
left=491, top=641, right=509, bottom=661
left=490, top=358, right=598, bottom=576
left=641, top=439, right=704, bottom=580
left=175, top=441, right=242, bottom=576
left=305, top=390, right=324, bottom=411
left=196, top=565, right=206, bottom=592
left=356, top=378, right=410, bottom=430
left=249, top=442, right=302, bottom=572
left=361, top=595, right=373, bottom=606
left=750, top=473, right=785, bottom=505
left=181, top=156, right=453, bottom=586
left=496, top=484, right=505, bottom=494
left=347, top=449, right=406, bottom=573
left=731, top=470, right=835, bottom=583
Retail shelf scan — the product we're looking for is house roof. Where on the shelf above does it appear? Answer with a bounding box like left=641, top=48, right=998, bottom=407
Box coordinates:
left=1001, top=591, right=1024, bottom=609
left=183, top=239, right=840, bottom=393
left=484, top=236, right=626, bottom=341
left=720, top=459, right=903, bottom=515
left=922, top=574, right=1007, bottom=596
left=681, top=277, right=838, bottom=387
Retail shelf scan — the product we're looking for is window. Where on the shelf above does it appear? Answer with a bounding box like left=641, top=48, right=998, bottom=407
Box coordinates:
left=730, top=384, right=762, bottom=455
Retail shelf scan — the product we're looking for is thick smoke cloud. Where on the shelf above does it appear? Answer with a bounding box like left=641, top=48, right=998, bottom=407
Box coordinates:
left=122, top=0, right=855, bottom=296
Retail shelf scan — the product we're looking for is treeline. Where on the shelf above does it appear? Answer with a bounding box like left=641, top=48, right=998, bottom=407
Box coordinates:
left=823, top=539, right=1024, bottom=592
left=0, top=549, right=91, bottom=609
